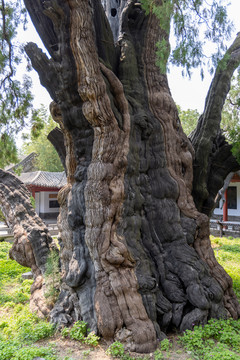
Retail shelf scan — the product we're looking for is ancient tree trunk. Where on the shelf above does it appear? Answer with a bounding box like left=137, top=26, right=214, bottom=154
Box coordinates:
left=0, top=170, right=57, bottom=317
left=22, top=0, right=240, bottom=353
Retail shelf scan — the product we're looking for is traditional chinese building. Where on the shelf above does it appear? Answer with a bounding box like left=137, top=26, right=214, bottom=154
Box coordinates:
left=213, top=172, right=240, bottom=222
left=18, top=171, right=66, bottom=221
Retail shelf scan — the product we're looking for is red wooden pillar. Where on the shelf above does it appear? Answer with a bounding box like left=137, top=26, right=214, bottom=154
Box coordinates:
left=31, top=187, right=36, bottom=199
left=223, top=189, right=228, bottom=222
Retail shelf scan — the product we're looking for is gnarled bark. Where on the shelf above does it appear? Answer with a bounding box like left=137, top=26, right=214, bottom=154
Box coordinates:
left=17, top=0, right=240, bottom=352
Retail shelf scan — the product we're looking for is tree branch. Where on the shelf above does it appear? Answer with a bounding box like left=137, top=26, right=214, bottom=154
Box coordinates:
left=47, top=127, right=66, bottom=172
left=191, top=33, right=240, bottom=211
left=25, top=42, right=58, bottom=102
left=23, top=0, right=60, bottom=61
left=202, top=138, right=240, bottom=216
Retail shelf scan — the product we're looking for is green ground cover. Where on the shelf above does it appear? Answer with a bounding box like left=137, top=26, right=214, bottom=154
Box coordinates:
left=211, top=235, right=240, bottom=301
left=0, top=241, right=57, bottom=360
left=0, top=236, right=240, bottom=359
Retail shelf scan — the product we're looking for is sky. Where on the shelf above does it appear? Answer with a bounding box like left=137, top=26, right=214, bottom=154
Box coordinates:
left=20, top=0, right=240, bottom=115
left=168, top=0, right=240, bottom=113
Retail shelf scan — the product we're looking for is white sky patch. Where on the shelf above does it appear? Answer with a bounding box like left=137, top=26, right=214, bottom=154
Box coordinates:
left=168, top=0, right=240, bottom=113
left=17, top=0, right=240, bottom=120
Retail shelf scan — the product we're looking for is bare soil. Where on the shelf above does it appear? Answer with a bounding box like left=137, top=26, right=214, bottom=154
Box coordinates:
left=37, top=334, right=193, bottom=360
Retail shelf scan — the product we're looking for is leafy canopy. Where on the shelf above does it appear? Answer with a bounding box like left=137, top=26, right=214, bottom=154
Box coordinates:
left=140, top=0, right=233, bottom=76
left=0, top=0, right=45, bottom=169
left=177, top=105, right=199, bottom=136
left=0, top=0, right=34, bottom=168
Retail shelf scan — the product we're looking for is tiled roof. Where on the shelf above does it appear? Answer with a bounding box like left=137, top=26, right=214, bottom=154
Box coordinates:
left=5, top=152, right=37, bottom=173
left=18, top=171, right=66, bottom=188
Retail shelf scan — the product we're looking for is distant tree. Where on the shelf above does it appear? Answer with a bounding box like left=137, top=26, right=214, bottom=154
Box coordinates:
left=0, top=134, right=18, bottom=168
left=221, top=73, right=240, bottom=163
left=22, top=107, right=64, bottom=172
left=177, top=105, right=200, bottom=136
left=0, top=0, right=33, bottom=168
left=178, top=72, right=240, bottom=147
left=0, top=208, right=6, bottom=224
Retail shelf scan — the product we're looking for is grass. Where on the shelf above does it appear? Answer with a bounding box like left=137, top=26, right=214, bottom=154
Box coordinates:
left=0, top=242, right=33, bottom=305
left=0, top=241, right=57, bottom=360
left=0, top=236, right=240, bottom=359
left=211, top=235, right=240, bottom=300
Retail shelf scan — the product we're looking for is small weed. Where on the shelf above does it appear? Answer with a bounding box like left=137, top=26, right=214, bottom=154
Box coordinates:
left=61, top=326, right=70, bottom=338
left=175, top=349, right=182, bottom=354
left=106, top=341, right=125, bottom=358
left=153, top=349, right=163, bottom=360
left=82, top=349, right=91, bottom=357
left=61, top=321, right=99, bottom=346
left=44, top=250, right=61, bottom=304
left=159, top=338, right=172, bottom=351
left=69, top=320, right=88, bottom=341
left=84, top=331, right=100, bottom=346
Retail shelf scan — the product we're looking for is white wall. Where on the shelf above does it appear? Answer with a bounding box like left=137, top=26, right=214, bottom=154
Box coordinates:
left=38, top=191, right=59, bottom=214
left=214, top=182, right=240, bottom=217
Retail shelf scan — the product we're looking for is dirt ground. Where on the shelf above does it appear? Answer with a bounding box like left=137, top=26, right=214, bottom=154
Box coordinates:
left=37, top=334, right=193, bottom=360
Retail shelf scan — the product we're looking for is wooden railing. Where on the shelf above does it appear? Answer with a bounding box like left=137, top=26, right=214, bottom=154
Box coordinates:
left=45, top=223, right=58, bottom=236
left=0, top=223, right=59, bottom=238
left=210, top=219, right=240, bottom=237
left=2, top=221, right=239, bottom=240
left=0, top=225, right=13, bottom=238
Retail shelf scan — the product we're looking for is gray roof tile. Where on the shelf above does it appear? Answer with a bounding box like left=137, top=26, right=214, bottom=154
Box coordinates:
left=18, top=171, right=66, bottom=188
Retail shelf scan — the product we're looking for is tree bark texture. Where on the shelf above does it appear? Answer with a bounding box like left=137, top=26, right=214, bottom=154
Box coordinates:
left=22, top=0, right=240, bottom=352
left=0, top=169, right=57, bottom=317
